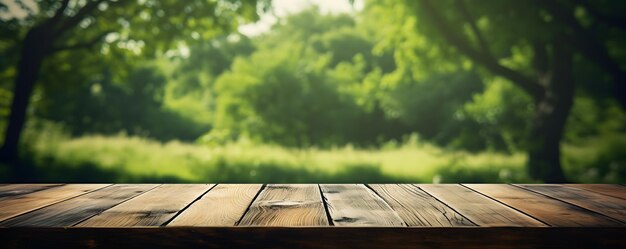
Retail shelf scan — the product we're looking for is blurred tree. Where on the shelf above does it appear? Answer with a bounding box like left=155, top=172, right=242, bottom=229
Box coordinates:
left=0, top=0, right=269, bottom=164
left=204, top=9, right=406, bottom=147
left=381, top=72, right=483, bottom=147
left=36, top=61, right=206, bottom=141
left=162, top=33, right=256, bottom=127
left=174, top=34, right=256, bottom=95
left=208, top=42, right=363, bottom=146
left=391, top=0, right=626, bottom=182
left=457, top=78, right=534, bottom=152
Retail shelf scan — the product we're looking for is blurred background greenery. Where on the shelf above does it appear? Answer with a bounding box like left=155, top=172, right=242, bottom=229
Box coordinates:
left=0, top=0, right=624, bottom=183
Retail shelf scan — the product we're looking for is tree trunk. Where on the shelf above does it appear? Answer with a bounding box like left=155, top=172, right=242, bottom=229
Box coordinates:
left=0, top=26, right=51, bottom=165
left=526, top=43, right=574, bottom=183
left=527, top=96, right=572, bottom=182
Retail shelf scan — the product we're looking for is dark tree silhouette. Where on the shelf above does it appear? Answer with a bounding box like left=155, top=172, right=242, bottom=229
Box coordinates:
left=415, top=0, right=625, bottom=182
left=1, top=0, right=110, bottom=164
left=0, top=0, right=265, bottom=168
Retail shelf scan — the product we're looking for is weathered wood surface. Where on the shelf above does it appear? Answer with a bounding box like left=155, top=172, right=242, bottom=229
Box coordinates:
left=0, top=184, right=624, bottom=248
left=465, top=184, right=622, bottom=227
left=368, top=184, right=474, bottom=227
left=320, top=184, right=404, bottom=226
left=0, top=184, right=63, bottom=199
left=517, top=184, right=626, bottom=223
left=77, top=184, right=213, bottom=227
left=565, top=184, right=626, bottom=199
left=238, top=184, right=328, bottom=226
left=417, top=184, right=546, bottom=226
left=0, top=184, right=157, bottom=227
left=169, top=184, right=262, bottom=226
left=0, top=184, right=108, bottom=222
left=0, top=184, right=624, bottom=228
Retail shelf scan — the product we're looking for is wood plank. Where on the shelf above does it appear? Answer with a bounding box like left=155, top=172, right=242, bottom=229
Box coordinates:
left=417, top=184, right=545, bottom=227
left=238, top=184, right=328, bottom=226
left=465, top=184, right=622, bottom=227
left=77, top=184, right=213, bottom=227
left=2, top=227, right=624, bottom=249
left=368, top=184, right=474, bottom=227
left=0, top=184, right=158, bottom=227
left=169, top=184, right=262, bottom=226
left=320, top=184, right=405, bottom=227
left=0, top=184, right=63, bottom=199
left=565, top=184, right=626, bottom=199
left=518, top=184, right=626, bottom=223
left=0, top=184, right=108, bottom=222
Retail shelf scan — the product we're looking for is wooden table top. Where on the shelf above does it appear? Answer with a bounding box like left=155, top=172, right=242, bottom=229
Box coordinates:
left=0, top=184, right=625, bottom=248
left=0, top=184, right=624, bottom=228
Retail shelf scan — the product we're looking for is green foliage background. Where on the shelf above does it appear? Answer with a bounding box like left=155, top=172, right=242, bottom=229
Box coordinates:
left=0, top=0, right=624, bottom=183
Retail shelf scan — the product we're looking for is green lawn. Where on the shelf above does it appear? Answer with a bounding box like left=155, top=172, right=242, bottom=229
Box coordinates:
left=6, top=130, right=619, bottom=183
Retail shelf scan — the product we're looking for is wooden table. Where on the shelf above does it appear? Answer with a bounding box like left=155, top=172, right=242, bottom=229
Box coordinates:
left=0, top=184, right=624, bottom=248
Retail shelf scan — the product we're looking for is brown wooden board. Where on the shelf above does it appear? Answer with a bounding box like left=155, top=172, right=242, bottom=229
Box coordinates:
left=465, top=184, right=622, bottom=227
left=77, top=184, right=213, bottom=227
left=0, top=227, right=624, bottom=249
left=0, top=184, right=63, bottom=199
left=321, top=184, right=405, bottom=226
left=238, top=184, right=328, bottom=226
left=418, top=184, right=546, bottom=227
left=0, top=184, right=158, bottom=227
left=565, top=184, right=626, bottom=200
left=0, top=184, right=108, bottom=222
left=518, top=184, right=626, bottom=223
left=368, top=184, right=474, bottom=227
left=169, top=184, right=262, bottom=226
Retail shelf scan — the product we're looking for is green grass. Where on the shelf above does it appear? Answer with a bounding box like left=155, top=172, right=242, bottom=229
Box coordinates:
left=15, top=132, right=529, bottom=183
left=562, top=134, right=626, bottom=183
left=4, top=127, right=622, bottom=183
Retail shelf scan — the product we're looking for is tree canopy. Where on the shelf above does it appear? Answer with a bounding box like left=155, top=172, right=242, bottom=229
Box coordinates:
left=1, top=0, right=624, bottom=183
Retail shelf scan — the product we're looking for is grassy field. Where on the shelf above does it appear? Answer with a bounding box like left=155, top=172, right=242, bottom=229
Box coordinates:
left=4, top=127, right=621, bottom=183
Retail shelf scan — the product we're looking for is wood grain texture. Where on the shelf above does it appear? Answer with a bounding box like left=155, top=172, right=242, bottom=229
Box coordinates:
left=0, top=184, right=63, bottom=199
left=321, top=184, right=405, bottom=227
left=77, top=184, right=213, bottom=227
left=565, top=184, right=626, bottom=200
left=368, top=184, right=474, bottom=227
left=518, top=184, right=626, bottom=223
left=0, top=184, right=108, bottom=222
left=169, top=184, right=262, bottom=226
left=238, top=184, right=328, bottom=226
left=418, top=184, right=545, bottom=227
left=2, top=227, right=624, bottom=249
left=0, top=184, right=158, bottom=227
left=465, top=184, right=622, bottom=227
